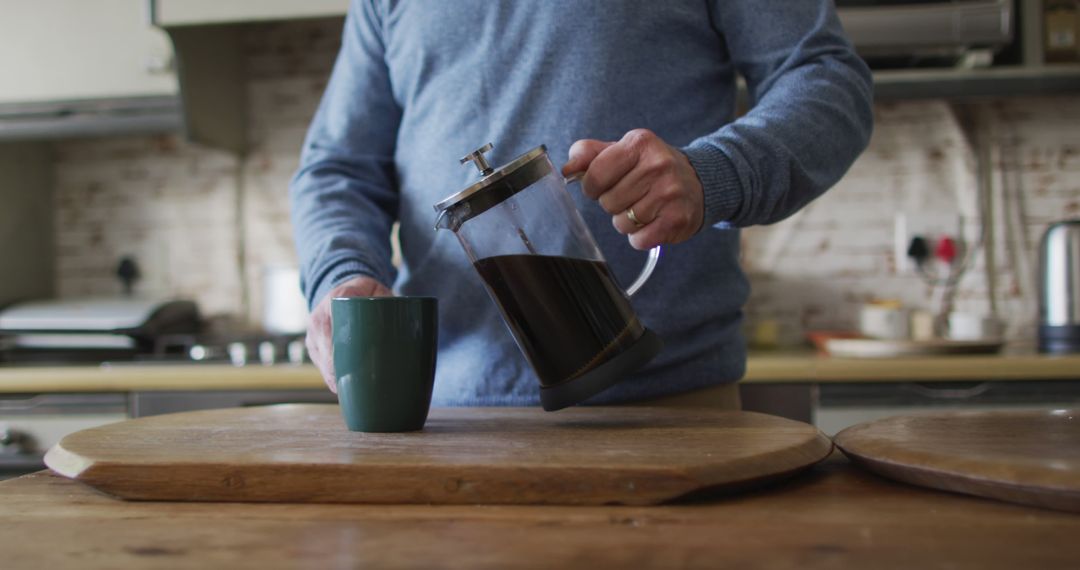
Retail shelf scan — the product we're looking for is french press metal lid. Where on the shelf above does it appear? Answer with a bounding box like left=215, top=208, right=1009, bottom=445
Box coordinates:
left=434, top=144, right=552, bottom=231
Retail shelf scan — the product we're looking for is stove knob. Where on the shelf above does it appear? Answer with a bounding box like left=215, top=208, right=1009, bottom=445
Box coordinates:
left=0, top=426, right=34, bottom=454
left=189, top=344, right=217, bottom=361
left=258, top=341, right=277, bottom=366
left=227, top=342, right=248, bottom=367
left=287, top=339, right=307, bottom=365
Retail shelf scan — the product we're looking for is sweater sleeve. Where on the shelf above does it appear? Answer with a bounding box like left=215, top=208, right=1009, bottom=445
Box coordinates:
left=684, top=0, right=874, bottom=228
left=289, top=0, right=401, bottom=310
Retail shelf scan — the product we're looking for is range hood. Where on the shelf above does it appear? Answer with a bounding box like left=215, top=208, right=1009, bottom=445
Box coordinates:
left=0, top=97, right=182, bottom=142
left=0, top=0, right=183, bottom=142
left=1, top=0, right=346, bottom=150
left=149, top=0, right=348, bottom=154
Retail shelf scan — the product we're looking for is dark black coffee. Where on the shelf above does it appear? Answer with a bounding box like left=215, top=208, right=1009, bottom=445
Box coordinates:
left=473, top=254, right=644, bottom=388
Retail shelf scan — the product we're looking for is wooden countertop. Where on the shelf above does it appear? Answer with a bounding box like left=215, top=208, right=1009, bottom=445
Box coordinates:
left=4, top=457, right=1078, bottom=569
left=746, top=351, right=1080, bottom=383
left=0, top=352, right=1078, bottom=393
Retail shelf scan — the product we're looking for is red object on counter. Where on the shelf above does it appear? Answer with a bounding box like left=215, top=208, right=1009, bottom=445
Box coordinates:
left=935, top=236, right=958, bottom=264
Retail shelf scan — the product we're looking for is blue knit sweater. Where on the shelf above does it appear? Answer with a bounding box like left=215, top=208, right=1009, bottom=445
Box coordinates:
left=291, top=0, right=873, bottom=405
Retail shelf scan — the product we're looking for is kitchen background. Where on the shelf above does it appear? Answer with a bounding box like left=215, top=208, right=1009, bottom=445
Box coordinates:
left=38, top=18, right=1080, bottom=348
left=3, top=0, right=1080, bottom=482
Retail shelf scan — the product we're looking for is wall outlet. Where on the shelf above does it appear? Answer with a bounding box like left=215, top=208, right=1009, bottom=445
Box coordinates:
left=894, top=211, right=964, bottom=273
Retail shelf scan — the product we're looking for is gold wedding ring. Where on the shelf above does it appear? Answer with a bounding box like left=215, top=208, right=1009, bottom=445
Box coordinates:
left=626, top=207, right=645, bottom=228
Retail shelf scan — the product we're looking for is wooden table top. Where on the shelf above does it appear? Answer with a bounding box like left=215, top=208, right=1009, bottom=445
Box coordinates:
left=2, top=351, right=1079, bottom=393
left=4, top=456, right=1079, bottom=569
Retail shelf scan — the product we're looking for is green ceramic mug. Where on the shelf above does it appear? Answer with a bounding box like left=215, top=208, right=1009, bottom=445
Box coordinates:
left=331, top=296, right=438, bottom=432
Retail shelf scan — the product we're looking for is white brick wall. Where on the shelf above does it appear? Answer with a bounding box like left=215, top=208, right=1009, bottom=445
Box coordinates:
left=52, top=20, right=340, bottom=325
left=744, top=98, right=1080, bottom=347
left=52, top=136, right=244, bottom=316
left=50, top=18, right=1080, bottom=343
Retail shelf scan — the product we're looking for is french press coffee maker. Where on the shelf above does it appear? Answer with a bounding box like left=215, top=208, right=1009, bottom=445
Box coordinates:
left=434, top=143, right=662, bottom=411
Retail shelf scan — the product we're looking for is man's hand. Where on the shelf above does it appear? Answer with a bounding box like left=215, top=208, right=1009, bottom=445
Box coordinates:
left=306, top=276, right=393, bottom=393
left=562, top=129, right=705, bottom=250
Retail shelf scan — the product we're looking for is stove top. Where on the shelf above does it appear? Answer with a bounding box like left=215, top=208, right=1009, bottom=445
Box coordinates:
left=0, top=332, right=308, bottom=367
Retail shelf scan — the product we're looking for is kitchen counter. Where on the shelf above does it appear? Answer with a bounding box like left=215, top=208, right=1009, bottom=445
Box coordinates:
left=1, top=351, right=1079, bottom=393
left=3, top=456, right=1078, bottom=569
left=746, top=351, right=1080, bottom=383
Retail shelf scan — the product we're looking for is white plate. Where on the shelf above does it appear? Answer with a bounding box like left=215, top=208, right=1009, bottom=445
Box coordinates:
left=824, top=338, right=1005, bottom=358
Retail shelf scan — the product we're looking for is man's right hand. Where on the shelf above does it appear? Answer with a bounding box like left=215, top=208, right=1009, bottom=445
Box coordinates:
left=306, top=276, right=393, bottom=393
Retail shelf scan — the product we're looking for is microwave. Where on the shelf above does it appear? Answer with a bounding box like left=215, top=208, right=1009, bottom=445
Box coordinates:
left=836, top=0, right=1015, bottom=63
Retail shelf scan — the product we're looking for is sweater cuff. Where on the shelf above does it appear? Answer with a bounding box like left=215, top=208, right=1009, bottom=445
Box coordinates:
left=307, top=257, right=391, bottom=311
left=682, top=143, right=744, bottom=227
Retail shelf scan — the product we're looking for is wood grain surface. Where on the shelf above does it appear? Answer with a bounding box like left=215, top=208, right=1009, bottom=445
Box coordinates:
left=44, top=405, right=832, bottom=505
left=6, top=457, right=1080, bottom=570
left=835, top=409, right=1080, bottom=512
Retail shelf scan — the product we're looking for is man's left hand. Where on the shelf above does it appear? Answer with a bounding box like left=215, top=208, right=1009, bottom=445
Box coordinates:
left=562, top=129, right=705, bottom=250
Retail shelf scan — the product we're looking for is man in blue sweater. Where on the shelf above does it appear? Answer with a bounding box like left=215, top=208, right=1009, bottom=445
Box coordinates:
left=291, top=1, right=873, bottom=408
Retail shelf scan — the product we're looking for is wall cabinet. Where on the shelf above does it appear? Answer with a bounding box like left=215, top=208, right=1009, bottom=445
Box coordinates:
left=150, top=0, right=347, bottom=27
left=0, top=0, right=177, bottom=105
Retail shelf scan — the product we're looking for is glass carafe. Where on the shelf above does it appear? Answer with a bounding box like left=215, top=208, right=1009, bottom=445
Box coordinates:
left=434, top=144, right=662, bottom=411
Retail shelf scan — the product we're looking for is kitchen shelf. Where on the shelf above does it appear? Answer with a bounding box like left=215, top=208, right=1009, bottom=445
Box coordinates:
left=0, top=96, right=182, bottom=141
left=737, top=65, right=1080, bottom=109
left=871, top=65, right=1080, bottom=100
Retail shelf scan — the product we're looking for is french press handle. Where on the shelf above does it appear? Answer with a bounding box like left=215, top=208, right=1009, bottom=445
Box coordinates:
left=564, top=172, right=661, bottom=297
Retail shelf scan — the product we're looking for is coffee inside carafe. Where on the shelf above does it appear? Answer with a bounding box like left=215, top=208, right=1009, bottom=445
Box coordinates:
left=474, top=253, right=644, bottom=388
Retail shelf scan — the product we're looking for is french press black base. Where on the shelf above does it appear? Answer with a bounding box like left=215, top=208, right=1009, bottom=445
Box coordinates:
left=539, top=328, right=663, bottom=411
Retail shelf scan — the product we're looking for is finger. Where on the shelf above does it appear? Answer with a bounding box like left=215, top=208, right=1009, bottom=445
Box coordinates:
left=306, top=300, right=337, bottom=393
left=612, top=195, right=666, bottom=236
left=586, top=129, right=663, bottom=198
left=582, top=142, right=639, bottom=200
left=627, top=205, right=668, bottom=251
left=597, top=162, right=653, bottom=215
left=562, top=139, right=613, bottom=177
left=307, top=333, right=336, bottom=393
left=322, top=307, right=338, bottom=392
left=612, top=205, right=650, bottom=236
left=322, top=339, right=338, bottom=393
left=624, top=195, right=702, bottom=249
left=609, top=165, right=673, bottom=233
left=338, top=282, right=391, bottom=298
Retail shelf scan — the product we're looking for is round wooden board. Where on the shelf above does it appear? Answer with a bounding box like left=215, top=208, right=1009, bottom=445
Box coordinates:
left=835, top=409, right=1080, bottom=512
left=45, top=405, right=832, bottom=506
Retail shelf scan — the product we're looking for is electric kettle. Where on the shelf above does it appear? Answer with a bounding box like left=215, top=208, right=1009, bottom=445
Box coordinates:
left=1038, top=219, right=1080, bottom=353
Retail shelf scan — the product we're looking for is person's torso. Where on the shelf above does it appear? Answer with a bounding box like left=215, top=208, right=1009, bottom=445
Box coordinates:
left=373, top=0, right=748, bottom=404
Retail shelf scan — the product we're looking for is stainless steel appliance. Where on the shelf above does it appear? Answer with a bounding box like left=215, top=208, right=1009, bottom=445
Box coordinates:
left=0, top=393, right=129, bottom=479
left=836, top=0, right=1015, bottom=64
left=1039, top=219, right=1080, bottom=354
left=0, top=297, right=314, bottom=479
left=0, top=297, right=200, bottom=362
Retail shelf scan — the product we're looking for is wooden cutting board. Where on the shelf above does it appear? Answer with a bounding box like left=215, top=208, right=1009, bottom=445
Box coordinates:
left=835, top=409, right=1080, bottom=512
left=45, top=405, right=832, bottom=506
